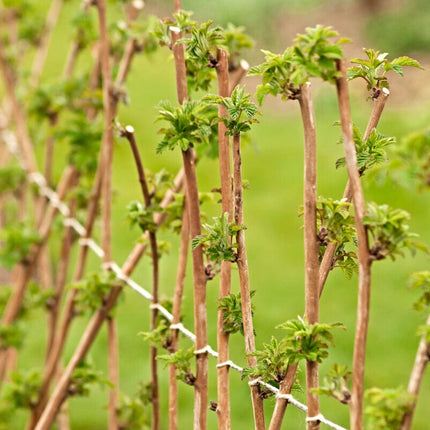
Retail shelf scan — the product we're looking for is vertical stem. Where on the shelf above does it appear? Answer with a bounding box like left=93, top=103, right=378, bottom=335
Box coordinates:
left=97, top=2, right=117, bottom=429
left=335, top=59, right=371, bottom=430
left=107, top=316, right=119, bottom=430
left=215, top=47, right=233, bottom=430
left=400, top=314, right=430, bottom=430
left=232, top=133, right=265, bottom=430
left=169, top=205, right=189, bottom=430
left=174, top=0, right=181, bottom=13
left=298, top=83, right=320, bottom=430
left=30, top=0, right=64, bottom=87
left=170, top=27, right=209, bottom=430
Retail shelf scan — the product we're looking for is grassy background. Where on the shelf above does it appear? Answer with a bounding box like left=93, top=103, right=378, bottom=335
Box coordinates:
left=7, top=0, right=430, bottom=429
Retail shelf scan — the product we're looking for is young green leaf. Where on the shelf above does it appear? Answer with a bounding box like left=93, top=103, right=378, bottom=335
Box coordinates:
left=364, top=386, right=413, bottom=430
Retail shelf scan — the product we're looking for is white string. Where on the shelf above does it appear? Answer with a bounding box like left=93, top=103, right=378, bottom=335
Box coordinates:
left=3, top=137, right=348, bottom=430
left=78, top=238, right=105, bottom=258
left=194, top=345, right=218, bottom=358
left=64, top=218, right=87, bottom=236
left=307, top=414, right=326, bottom=423
left=216, top=360, right=243, bottom=373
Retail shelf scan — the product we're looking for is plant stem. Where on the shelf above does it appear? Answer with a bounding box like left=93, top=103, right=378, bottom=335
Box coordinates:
left=107, top=316, right=119, bottom=430
left=400, top=314, right=430, bottom=430
left=33, top=172, right=184, bottom=429
left=318, top=88, right=389, bottom=292
left=63, top=0, right=92, bottom=79
left=46, top=175, right=78, bottom=357
left=0, top=166, right=75, bottom=385
left=335, top=59, right=371, bottom=430
left=121, top=125, right=160, bottom=430
left=298, top=82, right=320, bottom=430
left=215, top=47, right=233, bottom=430
left=174, top=0, right=181, bottom=13
left=30, top=0, right=64, bottom=87
left=268, top=83, right=390, bottom=430
left=232, top=133, right=265, bottom=430
left=169, top=204, right=189, bottom=430
left=170, top=26, right=209, bottom=430
left=0, top=33, right=37, bottom=172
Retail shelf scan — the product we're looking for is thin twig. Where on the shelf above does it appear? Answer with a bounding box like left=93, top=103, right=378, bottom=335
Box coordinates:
left=120, top=125, right=161, bottom=430
left=169, top=204, right=189, bottom=430
left=30, top=0, right=64, bottom=87
left=233, top=133, right=265, bottom=430
left=400, top=314, right=430, bottom=430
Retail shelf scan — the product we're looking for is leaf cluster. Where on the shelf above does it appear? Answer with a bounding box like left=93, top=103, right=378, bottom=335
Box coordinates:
left=158, top=347, right=196, bottom=386
left=223, top=23, right=253, bottom=71
left=156, top=99, right=218, bottom=155
left=192, top=212, right=244, bottom=265
left=151, top=10, right=196, bottom=49
left=275, top=316, right=345, bottom=364
left=218, top=290, right=256, bottom=336
left=312, top=363, right=351, bottom=404
left=242, top=336, right=293, bottom=387
left=118, top=382, right=152, bottom=429
left=140, top=319, right=172, bottom=351
left=68, top=360, right=113, bottom=397
left=54, top=113, right=103, bottom=175
left=315, top=197, right=358, bottom=279
left=348, top=48, right=422, bottom=98
left=127, top=200, right=158, bottom=234
left=389, top=129, right=430, bottom=190
left=178, top=20, right=225, bottom=92
left=28, top=77, right=102, bottom=121
left=249, top=25, right=346, bottom=104
left=363, top=203, right=427, bottom=261
left=1, top=368, right=42, bottom=410
left=0, top=323, right=24, bottom=350
left=205, top=86, right=260, bottom=136
left=336, top=126, right=395, bottom=174
left=71, top=9, right=97, bottom=50
left=0, top=165, right=26, bottom=195
left=364, top=386, right=413, bottom=430
left=70, top=271, right=120, bottom=315
left=0, top=221, right=40, bottom=269
left=407, top=271, right=430, bottom=313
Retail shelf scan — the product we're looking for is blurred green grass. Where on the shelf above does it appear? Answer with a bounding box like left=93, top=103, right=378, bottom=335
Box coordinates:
left=10, top=1, right=430, bottom=429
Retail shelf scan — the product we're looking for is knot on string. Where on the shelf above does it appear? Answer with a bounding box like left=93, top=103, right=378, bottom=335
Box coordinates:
left=306, top=413, right=325, bottom=423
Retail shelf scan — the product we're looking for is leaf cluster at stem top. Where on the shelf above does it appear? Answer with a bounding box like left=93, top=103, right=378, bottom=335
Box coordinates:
left=205, top=86, right=260, bottom=136
left=155, top=99, right=218, bottom=155
left=363, top=202, right=428, bottom=261
left=276, top=316, right=345, bottom=364
left=249, top=25, right=347, bottom=104
left=348, top=48, right=422, bottom=98
left=312, top=363, right=351, bottom=404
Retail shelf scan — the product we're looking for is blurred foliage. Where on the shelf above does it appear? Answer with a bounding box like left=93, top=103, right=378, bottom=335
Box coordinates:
left=365, top=0, right=430, bottom=55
